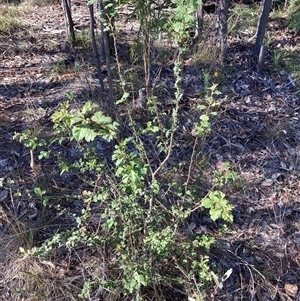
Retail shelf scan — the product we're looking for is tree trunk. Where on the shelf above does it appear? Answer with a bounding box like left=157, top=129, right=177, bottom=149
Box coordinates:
left=194, top=1, right=203, bottom=41
left=257, top=45, right=267, bottom=74
left=62, top=0, right=75, bottom=45
left=99, top=0, right=114, bottom=111
left=98, top=0, right=115, bottom=56
left=89, top=3, right=104, bottom=93
left=253, top=0, right=272, bottom=57
left=216, top=0, right=229, bottom=61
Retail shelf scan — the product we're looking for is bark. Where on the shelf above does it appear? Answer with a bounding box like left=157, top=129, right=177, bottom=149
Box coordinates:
left=257, top=45, right=267, bottom=74
left=61, top=0, right=75, bottom=44
left=99, top=0, right=114, bottom=111
left=253, top=0, right=272, bottom=57
left=99, top=0, right=115, bottom=56
left=284, top=0, right=288, bottom=8
left=89, top=3, right=104, bottom=93
left=194, top=1, right=204, bottom=41
left=216, top=0, right=229, bottom=61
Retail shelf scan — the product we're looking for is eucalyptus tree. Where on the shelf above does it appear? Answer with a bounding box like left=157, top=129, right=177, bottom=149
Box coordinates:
left=216, top=0, right=229, bottom=61
left=253, top=0, right=273, bottom=57
left=62, top=0, right=75, bottom=45
left=89, top=3, right=105, bottom=93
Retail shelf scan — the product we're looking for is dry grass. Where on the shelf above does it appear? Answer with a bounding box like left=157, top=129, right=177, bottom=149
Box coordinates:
left=0, top=207, right=91, bottom=300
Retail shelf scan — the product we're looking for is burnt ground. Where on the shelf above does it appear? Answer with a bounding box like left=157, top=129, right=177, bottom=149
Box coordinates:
left=0, top=1, right=300, bottom=300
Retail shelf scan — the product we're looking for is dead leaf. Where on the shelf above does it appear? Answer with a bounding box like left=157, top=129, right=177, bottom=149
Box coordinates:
left=0, top=190, right=8, bottom=202
left=271, top=173, right=285, bottom=181
left=274, top=83, right=282, bottom=89
left=284, top=283, right=298, bottom=297
left=268, top=194, right=277, bottom=202
left=261, top=179, right=274, bottom=187
left=184, top=222, right=196, bottom=236
left=195, top=225, right=208, bottom=234
left=0, top=159, right=7, bottom=167
left=256, top=286, right=264, bottom=301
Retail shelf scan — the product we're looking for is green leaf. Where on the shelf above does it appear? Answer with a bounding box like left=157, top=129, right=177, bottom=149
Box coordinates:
left=149, top=126, right=160, bottom=133
left=210, top=208, right=221, bottom=221
left=82, top=101, right=98, bottom=115
left=201, top=197, right=212, bottom=209
left=70, top=115, right=84, bottom=126
left=174, top=22, right=183, bottom=32
left=72, top=125, right=98, bottom=142
left=200, top=114, right=209, bottom=122
left=34, top=187, right=44, bottom=196
left=38, top=150, right=50, bottom=160
left=91, top=112, right=112, bottom=124
left=116, top=92, right=130, bottom=104
left=198, top=104, right=207, bottom=110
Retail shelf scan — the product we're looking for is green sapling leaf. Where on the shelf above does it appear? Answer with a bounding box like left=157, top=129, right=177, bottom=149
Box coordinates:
left=82, top=101, right=98, bottom=115
left=72, top=125, right=97, bottom=142
left=91, top=112, right=112, bottom=124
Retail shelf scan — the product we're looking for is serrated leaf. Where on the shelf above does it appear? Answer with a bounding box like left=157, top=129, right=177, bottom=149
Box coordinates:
left=149, top=126, right=160, bottom=133
left=116, top=92, right=130, bottom=104
left=200, top=114, right=209, bottom=121
left=82, top=101, right=98, bottom=115
left=201, top=198, right=212, bottom=209
left=210, top=208, right=221, bottom=221
left=72, top=125, right=97, bottom=142
left=91, top=112, right=112, bottom=124
left=70, top=115, right=84, bottom=125
left=174, top=22, right=183, bottom=32
left=223, top=211, right=233, bottom=223
left=51, top=111, right=63, bottom=122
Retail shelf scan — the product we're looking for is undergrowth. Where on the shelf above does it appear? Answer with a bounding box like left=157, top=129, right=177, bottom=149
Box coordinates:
left=12, top=13, right=236, bottom=297
left=285, top=0, right=300, bottom=31
left=2, top=0, right=270, bottom=300
left=15, top=61, right=235, bottom=301
left=0, top=4, right=22, bottom=32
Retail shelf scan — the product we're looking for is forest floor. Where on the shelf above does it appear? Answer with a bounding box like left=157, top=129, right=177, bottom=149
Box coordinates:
left=0, top=0, right=300, bottom=300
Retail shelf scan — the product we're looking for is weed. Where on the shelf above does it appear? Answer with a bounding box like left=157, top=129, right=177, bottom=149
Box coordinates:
left=228, top=3, right=261, bottom=36
left=0, top=4, right=23, bottom=32
left=51, top=59, right=67, bottom=75
left=193, top=42, right=216, bottom=67
left=16, top=79, right=233, bottom=299
left=10, top=1, right=235, bottom=299
left=272, top=49, right=300, bottom=80
left=27, top=0, right=60, bottom=4
left=273, top=49, right=284, bottom=70
left=74, top=30, right=91, bottom=49
left=202, top=191, right=234, bottom=222
left=263, top=31, right=274, bottom=47
left=213, top=161, right=237, bottom=187
left=286, top=0, right=300, bottom=31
